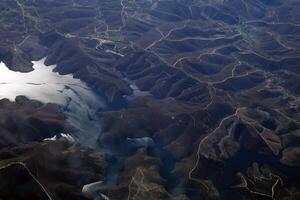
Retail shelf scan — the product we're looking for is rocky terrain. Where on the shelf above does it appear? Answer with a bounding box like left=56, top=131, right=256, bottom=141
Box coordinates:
left=0, top=0, right=300, bottom=199
left=0, top=96, right=73, bottom=147
left=0, top=140, right=106, bottom=200
left=0, top=96, right=105, bottom=200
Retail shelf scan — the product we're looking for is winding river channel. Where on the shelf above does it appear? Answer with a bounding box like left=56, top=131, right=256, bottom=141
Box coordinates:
left=0, top=58, right=186, bottom=199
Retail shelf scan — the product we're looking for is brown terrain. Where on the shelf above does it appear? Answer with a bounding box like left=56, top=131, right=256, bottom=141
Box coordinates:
left=0, top=0, right=300, bottom=199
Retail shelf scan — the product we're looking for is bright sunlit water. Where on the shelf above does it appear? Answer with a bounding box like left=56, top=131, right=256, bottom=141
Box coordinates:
left=0, top=58, right=105, bottom=147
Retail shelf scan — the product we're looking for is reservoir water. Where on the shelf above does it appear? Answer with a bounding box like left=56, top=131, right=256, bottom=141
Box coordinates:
left=0, top=58, right=105, bottom=147
left=0, top=59, right=183, bottom=198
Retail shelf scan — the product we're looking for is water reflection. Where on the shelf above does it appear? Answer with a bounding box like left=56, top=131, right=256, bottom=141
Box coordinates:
left=0, top=58, right=105, bottom=147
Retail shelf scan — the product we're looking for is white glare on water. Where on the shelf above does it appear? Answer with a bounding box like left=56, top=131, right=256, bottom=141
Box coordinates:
left=0, top=58, right=105, bottom=147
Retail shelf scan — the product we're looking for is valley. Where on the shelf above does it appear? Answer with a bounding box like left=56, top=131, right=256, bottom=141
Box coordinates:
left=0, top=0, right=300, bottom=200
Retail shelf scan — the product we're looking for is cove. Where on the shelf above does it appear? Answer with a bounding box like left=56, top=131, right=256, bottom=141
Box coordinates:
left=0, top=58, right=106, bottom=148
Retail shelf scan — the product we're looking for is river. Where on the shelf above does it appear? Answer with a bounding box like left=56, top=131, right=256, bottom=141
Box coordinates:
left=0, top=58, right=187, bottom=199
